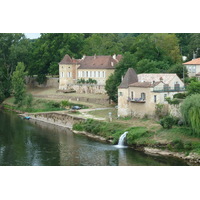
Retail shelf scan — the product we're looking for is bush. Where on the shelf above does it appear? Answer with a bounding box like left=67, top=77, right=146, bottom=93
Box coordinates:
left=171, top=139, right=184, bottom=150
left=173, top=93, right=186, bottom=99
left=126, top=127, right=149, bottom=145
left=181, top=94, right=200, bottom=136
left=47, top=101, right=60, bottom=108
left=61, top=100, right=69, bottom=108
left=160, top=116, right=175, bottom=129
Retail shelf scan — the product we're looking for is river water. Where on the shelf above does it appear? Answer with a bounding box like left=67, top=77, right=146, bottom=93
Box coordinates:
left=0, top=110, right=188, bottom=166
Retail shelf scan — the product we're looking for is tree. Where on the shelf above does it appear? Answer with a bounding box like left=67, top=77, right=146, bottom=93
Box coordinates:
left=11, top=62, right=27, bottom=106
left=167, top=64, right=188, bottom=79
left=187, top=81, right=200, bottom=96
left=105, top=52, right=137, bottom=102
left=181, top=94, right=200, bottom=136
left=0, top=33, right=30, bottom=101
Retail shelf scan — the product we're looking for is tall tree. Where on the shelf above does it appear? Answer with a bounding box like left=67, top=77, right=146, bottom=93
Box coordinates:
left=11, top=62, right=27, bottom=106
left=0, top=33, right=29, bottom=101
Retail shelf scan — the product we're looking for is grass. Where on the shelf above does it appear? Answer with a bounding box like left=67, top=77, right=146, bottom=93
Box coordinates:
left=3, top=97, right=88, bottom=113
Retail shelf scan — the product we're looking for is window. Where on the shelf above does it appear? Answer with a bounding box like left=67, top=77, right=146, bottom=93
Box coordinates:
left=164, top=94, right=167, bottom=101
left=86, top=71, right=88, bottom=77
left=141, top=93, right=146, bottom=100
left=82, top=71, right=85, bottom=77
left=94, top=71, right=96, bottom=77
left=61, top=72, right=64, bottom=78
left=98, top=71, right=100, bottom=77
left=67, top=72, right=71, bottom=77
left=103, top=71, right=105, bottom=78
left=154, top=95, right=157, bottom=103
left=131, top=91, right=134, bottom=100
left=119, top=92, right=123, bottom=96
left=90, top=71, right=92, bottom=77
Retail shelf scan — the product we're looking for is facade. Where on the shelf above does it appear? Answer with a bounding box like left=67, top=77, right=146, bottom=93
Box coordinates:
left=118, top=68, right=185, bottom=118
left=183, top=57, right=200, bottom=78
left=59, top=54, right=122, bottom=91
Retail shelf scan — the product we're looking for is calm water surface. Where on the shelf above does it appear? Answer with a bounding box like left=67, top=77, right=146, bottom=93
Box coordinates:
left=0, top=111, right=188, bottom=166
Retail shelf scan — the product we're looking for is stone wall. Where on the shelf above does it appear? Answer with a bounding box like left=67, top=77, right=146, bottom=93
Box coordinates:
left=27, top=112, right=85, bottom=129
left=26, top=77, right=59, bottom=88
left=71, top=84, right=106, bottom=94
left=169, top=104, right=182, bottom=118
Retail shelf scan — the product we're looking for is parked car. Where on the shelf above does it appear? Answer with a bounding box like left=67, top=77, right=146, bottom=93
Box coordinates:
left=71, top=106, right=81, bottom=110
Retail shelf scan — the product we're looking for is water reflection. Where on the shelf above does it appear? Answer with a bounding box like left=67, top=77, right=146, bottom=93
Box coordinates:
left=0, top=111, right=188, bottom=166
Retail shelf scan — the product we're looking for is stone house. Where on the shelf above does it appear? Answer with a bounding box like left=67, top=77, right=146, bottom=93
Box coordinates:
left=183, top=57, right=200, bottom=78
left=118, top=68, right=185, bottom=118
left=59, top=54, right=122, bottom=92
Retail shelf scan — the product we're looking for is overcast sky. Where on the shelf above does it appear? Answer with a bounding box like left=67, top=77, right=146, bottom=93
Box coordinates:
left=25, top=33, right=41, bottom=39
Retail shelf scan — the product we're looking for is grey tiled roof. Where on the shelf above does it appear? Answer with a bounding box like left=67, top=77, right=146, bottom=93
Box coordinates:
left=118, top=68, right=138, bottom=88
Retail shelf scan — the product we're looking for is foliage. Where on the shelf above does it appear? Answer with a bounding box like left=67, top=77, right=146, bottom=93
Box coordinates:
left=77, top=78, right=97, bottom=84
left=11, top=62, right=27, bottom=107
left=186, top=81, right=200, bottom=96
left=160, top=116, right=175, bottom=129
left=0, top=33, right=30, bottom=101
left=155, top=104, right=166, bottom=118
left=126, top=127, right=149, bottom=145
left=61, top=100, right=70, bottom=108
left=173, top=93, right=187, bottom=99
left=165, top=97, right=181, bottom=105
left=181, top=94, right=200, bottom=136
left=23, top=93, right=33, bottom=110
left=167, top=64, right=188, bottom=79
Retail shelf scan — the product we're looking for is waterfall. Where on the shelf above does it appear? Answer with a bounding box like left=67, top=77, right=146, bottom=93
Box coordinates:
left=115, top=131, right=128, bottom=148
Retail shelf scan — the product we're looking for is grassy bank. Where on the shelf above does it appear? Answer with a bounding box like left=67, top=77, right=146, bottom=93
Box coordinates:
left=3, top=97, right=88, bottom=113
left=72, top=117, right=200, bottom=155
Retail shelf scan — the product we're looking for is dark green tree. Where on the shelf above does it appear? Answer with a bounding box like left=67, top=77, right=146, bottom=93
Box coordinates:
left=11, top=62, right=27, bottom=106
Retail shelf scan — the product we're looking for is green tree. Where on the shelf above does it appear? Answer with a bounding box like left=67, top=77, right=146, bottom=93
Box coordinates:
left=105, top=52, right=137, bottom=102
left=187, top=81, right=200, bottom=96
left=167, top=64, right=188, bottom=79
left=181, top=94, right=200, bottom=136
left=0, top=33, right=30, bottom=101
left=11, top=62, right=27, bottom=106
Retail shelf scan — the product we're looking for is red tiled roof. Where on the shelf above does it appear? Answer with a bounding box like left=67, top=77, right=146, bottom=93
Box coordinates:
left=183, top=58, right=200, bottom=65
left=59, top=54, right=122, bottom=69
left=78, top=55, right=121, bottom=69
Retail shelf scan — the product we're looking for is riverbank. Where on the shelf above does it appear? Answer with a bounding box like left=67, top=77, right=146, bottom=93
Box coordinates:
left=2, top=97, right=200, bottom=165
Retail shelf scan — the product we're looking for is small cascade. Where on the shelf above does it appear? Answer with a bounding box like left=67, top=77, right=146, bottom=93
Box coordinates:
left=115, top=131, right=128, bottom=148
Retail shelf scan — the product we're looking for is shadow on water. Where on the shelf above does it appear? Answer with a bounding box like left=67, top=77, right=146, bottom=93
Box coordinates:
left=0, top=110, right=188, bottom=166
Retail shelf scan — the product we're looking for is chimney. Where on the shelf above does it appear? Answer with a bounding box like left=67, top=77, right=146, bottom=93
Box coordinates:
left=113, top=54, right=116, bottom=60
left=193, top=51, right=196, bottom=60
left=82, top=55, right=86, bottom=60
left=121, top=75, right=124, bottom=82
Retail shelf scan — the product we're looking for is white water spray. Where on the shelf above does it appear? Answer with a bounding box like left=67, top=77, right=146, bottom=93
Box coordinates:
left=115, top=131, right=128, bottom=148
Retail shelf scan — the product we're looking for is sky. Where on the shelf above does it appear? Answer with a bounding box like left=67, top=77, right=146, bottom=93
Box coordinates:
left=25, top=33, right=41, bottom=39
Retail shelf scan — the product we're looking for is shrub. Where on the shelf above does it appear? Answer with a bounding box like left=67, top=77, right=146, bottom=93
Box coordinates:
left=173, top=93, right=186, bottom=99
left=47, top=101, right=60, bottom=108
left=61, top=100, right=69, bottom=108
left=160, top=116, right=175, bottom=129
left=181, top=94, right=200, bottom=136
left=126, top=127, right=149, bottom=145
left=171, top=139, right=184, bottom=150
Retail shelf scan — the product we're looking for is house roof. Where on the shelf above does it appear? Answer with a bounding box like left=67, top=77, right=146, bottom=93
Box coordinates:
left=183, top=58, right=200, bottom=65
left=59, top=54, right=122, bottom=69
left=137, top=73, right=176, bottom=85
left=78, top=55, right=122, bottom=69
left=118, top=68, right=138, bottom=88
left=129, top=81, right=160, bottom=88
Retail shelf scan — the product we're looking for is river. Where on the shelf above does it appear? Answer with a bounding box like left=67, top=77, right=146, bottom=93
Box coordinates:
left=0, top=110, right=188, bottom=166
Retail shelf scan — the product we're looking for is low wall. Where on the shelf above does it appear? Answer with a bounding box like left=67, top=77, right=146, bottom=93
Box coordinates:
left=26, top=112, right=85, bottom=129
left=26, top=77, right=59, bottom=88
left=34, top=94, right=111, bottom=106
